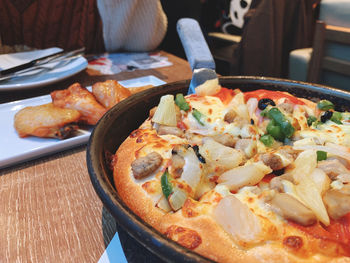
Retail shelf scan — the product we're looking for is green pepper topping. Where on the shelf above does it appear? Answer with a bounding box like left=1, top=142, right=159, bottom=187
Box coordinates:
left=192, top=108, right=205, bottom=126
left=317, top=151, right=327, bottom=162
left=267, top=108, right=295, bottom=139
left=161, top=170, right=173, bottom=199
left=260, top=134, right=275, bottom=147
left=267, top=120, right=285, bottom=141
left=281, top=121, right=295, bottom=138
left=268, top=108, right=285, bottom=123
left=331, top=111, right=342, bottom=124
left=307, top=116, right=317, bottom=126
left=317, top=100, right=334, bottom=111
left=175, top=93, right=190, bottom=111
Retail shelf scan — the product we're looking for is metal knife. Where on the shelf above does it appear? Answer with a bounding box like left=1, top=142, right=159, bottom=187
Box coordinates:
left=176, top=18, right=217, bottom=95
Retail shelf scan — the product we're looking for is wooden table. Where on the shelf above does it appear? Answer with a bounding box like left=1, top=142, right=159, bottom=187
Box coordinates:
left=0, top=51, right=191, bottom=262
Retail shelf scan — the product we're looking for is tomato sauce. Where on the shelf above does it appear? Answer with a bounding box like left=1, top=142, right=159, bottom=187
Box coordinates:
left=212, top=88, right=305, bottom=106
left=244, top=89, right=305, bottom=105
left=261, top=174, right=275, bottom=183
left=213, top=88, right=235, bottom=104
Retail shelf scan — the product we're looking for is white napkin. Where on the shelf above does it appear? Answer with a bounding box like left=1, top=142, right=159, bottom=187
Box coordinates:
left=0, top=47, right=63, bottom=71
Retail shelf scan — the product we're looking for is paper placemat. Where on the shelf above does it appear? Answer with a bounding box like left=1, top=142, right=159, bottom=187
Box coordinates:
left=86, top=52, right=173, bottom=76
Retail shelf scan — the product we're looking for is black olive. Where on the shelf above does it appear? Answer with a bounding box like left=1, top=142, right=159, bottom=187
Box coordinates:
left=273, top=168, right=285, bottom=176
left=191, top=145, right=206, bottom=163
left=250, top=119, right=254, bottom=125
left=258, top=98, right=276, bottom=110
left=321, top=110, right=333, bottom=123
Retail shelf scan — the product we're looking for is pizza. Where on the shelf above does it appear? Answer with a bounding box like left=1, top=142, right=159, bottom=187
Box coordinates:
left=113, top=82, right=350, bottom=262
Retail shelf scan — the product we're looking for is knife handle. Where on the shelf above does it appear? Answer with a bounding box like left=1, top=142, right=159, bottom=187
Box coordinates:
left=176, top=18, right=215, bottom=71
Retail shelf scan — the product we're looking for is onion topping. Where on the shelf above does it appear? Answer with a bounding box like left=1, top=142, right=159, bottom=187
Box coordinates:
left=214, top=195, right=262, bottom=243
left=218, top=162, right=272, bottom=191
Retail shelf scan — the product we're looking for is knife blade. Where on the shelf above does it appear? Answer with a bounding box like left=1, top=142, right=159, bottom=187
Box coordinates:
left=0, top=54, right=83, bottom=82
left=176, top=18, right=217, bottom=95
left=0, top=47, right=85, bottom=76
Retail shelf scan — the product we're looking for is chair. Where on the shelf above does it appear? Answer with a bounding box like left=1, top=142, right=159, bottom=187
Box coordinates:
left=307, top=21, right=350, bottom=90
left=288, top=0, right=350, bottom=87
left=208, top=33, right=241, bottom=75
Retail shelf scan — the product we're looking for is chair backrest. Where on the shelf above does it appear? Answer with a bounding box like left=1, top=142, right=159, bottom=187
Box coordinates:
left=319, top=0, right=350, bottom=28
left=307, top=21, right=350, bottom=90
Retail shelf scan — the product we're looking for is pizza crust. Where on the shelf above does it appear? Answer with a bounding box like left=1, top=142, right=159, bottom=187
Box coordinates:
left=113, top=133, right=165, bottom=226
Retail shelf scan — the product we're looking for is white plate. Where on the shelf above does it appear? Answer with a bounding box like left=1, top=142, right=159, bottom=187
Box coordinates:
left=0, top=75, right=166, bottom=169
left=0, top=56, right=88, bottom=91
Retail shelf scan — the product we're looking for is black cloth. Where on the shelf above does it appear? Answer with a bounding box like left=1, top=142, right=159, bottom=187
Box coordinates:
left=231, top=0, right=319, bottom=78
left=159, top=0, right=201, bottom=59
left=200, top=0, right=242, bottom=35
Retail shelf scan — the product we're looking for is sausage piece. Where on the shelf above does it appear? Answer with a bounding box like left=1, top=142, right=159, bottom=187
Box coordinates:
left=261, top=153, right=284, bottom=171
left=323, top=187, right=350, bottom=220
left=317, top=159, right=350, bottom=180
left=157, top=125, right=184, bottom=137
left=170, top=152, right=185, bottom=178
left=131, top=152, right=163, bottom=179
left=212, top=133, right=237, bottom=148
left=224, top=109, right=236, bottom=123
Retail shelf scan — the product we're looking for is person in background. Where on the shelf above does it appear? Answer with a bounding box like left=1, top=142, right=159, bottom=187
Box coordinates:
left=0, top=0, right=167, bottom=54
left=97, top=0, right=167, bottom=52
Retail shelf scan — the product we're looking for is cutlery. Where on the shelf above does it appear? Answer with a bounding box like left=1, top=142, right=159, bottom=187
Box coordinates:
left=0, top=48, right=85, bottom=82
left=0, top=56, right=81, bottom=82
left=176, top=18, right=217, bottom=94
left=0, top=47, right=85, bottom=77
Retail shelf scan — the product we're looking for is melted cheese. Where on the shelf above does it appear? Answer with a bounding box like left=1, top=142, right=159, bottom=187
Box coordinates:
left=297, top=122, right=350, bottom=146
left=184, top=96, right=227, bottom=135
left=234, top=187, right=284, bottom=228
left=184, top=95, right=256, bottom=138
